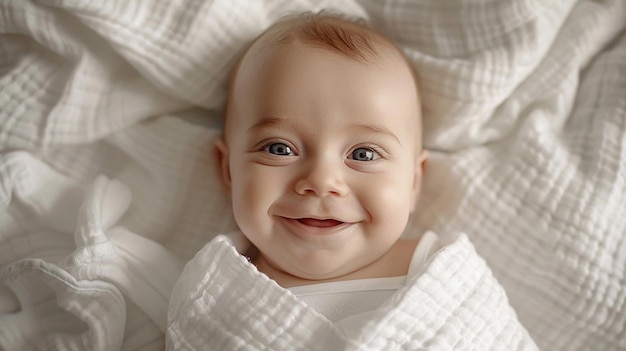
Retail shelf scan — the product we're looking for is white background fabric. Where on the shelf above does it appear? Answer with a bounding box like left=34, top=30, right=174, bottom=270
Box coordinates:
left=1, top=0, right=625, bottom=350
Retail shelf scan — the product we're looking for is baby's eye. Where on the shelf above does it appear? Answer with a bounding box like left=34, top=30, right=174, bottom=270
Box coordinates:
left=349, top=147, right=379, bottom=161
left=265, top=143, right=295, bottom=156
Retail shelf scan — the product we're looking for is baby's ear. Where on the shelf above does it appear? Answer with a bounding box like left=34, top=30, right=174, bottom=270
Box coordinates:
left=214, top=137, right=232, bottom=194
left=409, top=150, right=429, bottom=212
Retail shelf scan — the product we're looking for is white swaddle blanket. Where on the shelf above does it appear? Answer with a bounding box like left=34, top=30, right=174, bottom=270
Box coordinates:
left=166, top=233, right=537, bottom=350
left=1, top=0, right=626, bottom=350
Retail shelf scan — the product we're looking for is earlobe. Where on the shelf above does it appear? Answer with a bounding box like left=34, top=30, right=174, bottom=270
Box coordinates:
left=214, top=137, right=232, bottom=193
left=410, top=150, right=429, bottom=212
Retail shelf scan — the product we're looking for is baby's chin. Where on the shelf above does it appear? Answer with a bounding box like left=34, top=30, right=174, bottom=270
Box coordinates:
left=254, top=253, right=366, bottom=288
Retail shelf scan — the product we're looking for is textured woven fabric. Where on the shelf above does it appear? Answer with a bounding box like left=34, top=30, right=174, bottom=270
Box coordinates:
left=167, top=233, right=537, bottom=350
left=1, top=0, right=625, bottom=349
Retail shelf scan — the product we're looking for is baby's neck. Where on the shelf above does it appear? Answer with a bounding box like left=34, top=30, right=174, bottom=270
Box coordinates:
left=254, top=238, right=419, bottom=288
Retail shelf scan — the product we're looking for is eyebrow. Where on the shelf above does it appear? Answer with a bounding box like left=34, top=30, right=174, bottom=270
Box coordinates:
left=352, top=123, right=401, bottom=144
left=246, top=117, right=401, bottom=144
left=246, top=117, right=297, bottom=135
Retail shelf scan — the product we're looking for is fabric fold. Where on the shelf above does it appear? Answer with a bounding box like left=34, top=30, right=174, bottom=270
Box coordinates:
left=1, top=173, right=183, bottom=349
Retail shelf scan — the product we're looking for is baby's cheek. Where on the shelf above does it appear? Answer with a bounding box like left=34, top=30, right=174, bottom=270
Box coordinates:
left=365, top=177, right=412, bottom=227
left=233, top=167, right=283, bottom=226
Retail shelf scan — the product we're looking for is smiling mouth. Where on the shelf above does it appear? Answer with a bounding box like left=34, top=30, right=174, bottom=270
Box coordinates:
left=280, top=217, right=355, bottom=247
left=297, top=218, right=344, bottom=228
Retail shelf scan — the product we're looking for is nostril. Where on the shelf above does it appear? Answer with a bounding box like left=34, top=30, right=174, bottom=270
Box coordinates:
left=294, top=173, right=349, bottom=197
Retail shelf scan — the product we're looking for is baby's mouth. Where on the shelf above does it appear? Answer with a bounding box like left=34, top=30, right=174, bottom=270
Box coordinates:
left=297, top=218, right=344, bottom=228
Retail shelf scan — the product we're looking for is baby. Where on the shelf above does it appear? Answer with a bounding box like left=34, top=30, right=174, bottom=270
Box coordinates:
left=166, top=12, right=539, bottom=350
left=215, top=11, right=430, bottom=286
left=212, top=11, right=439, bottom=319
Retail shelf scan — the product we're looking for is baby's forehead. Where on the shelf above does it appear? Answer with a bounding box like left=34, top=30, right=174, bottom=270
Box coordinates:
left=232, top=24, right=415, bottom=100
left=249, top=15, right=405, bottom=67
left=225, top=13, right=422, bottom=145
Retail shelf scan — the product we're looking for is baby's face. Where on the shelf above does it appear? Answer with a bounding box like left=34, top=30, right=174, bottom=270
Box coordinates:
left=217, top=40, right=427, bottom=281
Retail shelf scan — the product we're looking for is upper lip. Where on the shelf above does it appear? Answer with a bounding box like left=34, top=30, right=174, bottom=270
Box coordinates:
left=272, top=201, right=363, bottom=224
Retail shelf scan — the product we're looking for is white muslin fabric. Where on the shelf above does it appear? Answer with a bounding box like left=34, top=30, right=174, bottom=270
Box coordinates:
left=166, top=232, right=537, bottom=350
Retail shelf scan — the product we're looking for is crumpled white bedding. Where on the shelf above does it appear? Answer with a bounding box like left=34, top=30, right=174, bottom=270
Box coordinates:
left=1, top=0, right=625, bottom=350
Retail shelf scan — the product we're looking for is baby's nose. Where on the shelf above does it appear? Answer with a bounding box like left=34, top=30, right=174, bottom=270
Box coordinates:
left=294, top=159, right=349, bottom=197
